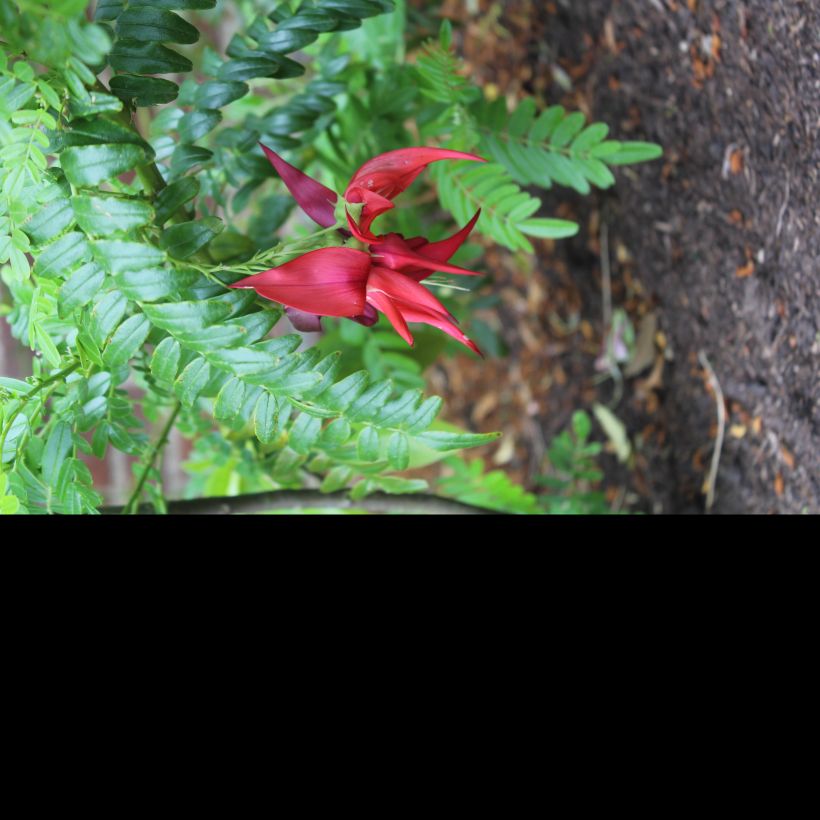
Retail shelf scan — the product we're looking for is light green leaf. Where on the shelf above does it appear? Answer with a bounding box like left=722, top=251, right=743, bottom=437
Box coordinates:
left=104, top=313, right=151, bottom=366
left=61, top=143, right=149, bottom=187
left=72, top=194, right=154, bottom=235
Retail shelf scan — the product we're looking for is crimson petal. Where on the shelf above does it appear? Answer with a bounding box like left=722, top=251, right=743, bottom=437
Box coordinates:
left=259, top=142, right=338, bottom=228
left=230, top=247, right=370, bottom=317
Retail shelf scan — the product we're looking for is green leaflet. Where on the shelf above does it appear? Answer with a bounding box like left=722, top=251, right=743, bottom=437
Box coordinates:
left=93, top=240, right=166, bottom=273
left=109, top=40, right=193, bottom=75
left=58, top=262, right=105, bottom=317
left=153, top=177, right=199, bottom=225
left=104, top=313, right=151, bottom=367
left=109, top=74, right=180, bottom=106
left=194, top=81, right=248, bottom=109
left=116, top=7, right=199, bottom=44
left=159, top=217, right=224, bottom=259
left=60, top=143, right=150, bottom=187
left=150, top=337, right=181, bottom=382
left=72, top=195, right=154, bottom=235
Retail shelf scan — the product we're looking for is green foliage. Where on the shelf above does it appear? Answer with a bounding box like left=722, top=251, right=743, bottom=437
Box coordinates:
left=437, top=456, right=542, bottom=515
left=536, top=411, right=612, bottom=515
left=0, top=2, right=657, bottom=514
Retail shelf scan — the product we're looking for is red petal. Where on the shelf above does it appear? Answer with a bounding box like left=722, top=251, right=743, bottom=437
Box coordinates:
left=259, top=142, right=338, bottom=228
left=393, top=299, right=483, bottom=357
left=369, top=235, right=482, bottom=278
left=414, top=209, right=481, bottom=264
left=366, top=266, right=455, bottom=322
left=345, top=147, right=486, bottom=201
left=230, top=247, right=370, bottom=317
left=365, top=290, right=414, bottom=347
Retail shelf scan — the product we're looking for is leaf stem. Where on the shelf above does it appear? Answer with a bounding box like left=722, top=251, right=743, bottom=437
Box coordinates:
left=123, top=402, right=182, bottom=515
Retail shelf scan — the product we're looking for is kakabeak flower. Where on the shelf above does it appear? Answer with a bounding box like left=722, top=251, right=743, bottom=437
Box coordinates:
left=243, top=144, right=488, bottom=354
left=230, top=210, right=484, bottom=355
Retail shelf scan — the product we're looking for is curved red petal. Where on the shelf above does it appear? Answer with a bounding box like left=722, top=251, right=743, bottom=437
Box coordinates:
left=230, top=247, right=370, bottom=317
left=393, top=299, right=483, bottom=357
left=366, top=266, right=455, bottom=322
left=416, top=209, right=481, bottom=264
left=259, top=142, right=338, bottom=228
left=366, top=290, right=414, bottom=347
left=345, top=147, right=486, bottom=202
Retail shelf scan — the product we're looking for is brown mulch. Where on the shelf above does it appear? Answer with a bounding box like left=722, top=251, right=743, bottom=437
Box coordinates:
left=423, top=0, right=819, bottom=514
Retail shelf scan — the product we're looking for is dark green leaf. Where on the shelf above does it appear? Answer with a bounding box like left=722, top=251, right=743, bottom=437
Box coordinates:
left=194, top=81, right=248, bottom=109
left=116, top=7, right=199, bottom=44
left=56, top=116, right=152, bottom=150
left=153, top=177, right=199, bottom=225
left=109, top=74, right=179, bottom=107
left=159, top=217, right=223, bottom=259
left=177, top=109, right=221, bottom=143
left=109, top=40, right=193, bottom=74
left=68, top=92, right=123, bottom=118
left=217, top=57, right=281, bottom=82
left=259, top=28, right=318, bottom=54
left=170, top=144, right=213, bottom=176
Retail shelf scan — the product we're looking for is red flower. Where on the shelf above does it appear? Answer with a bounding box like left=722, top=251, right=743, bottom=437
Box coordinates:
left=259, top=142, right=485, bottom=238
left=230, top=210, right=484, bottom=355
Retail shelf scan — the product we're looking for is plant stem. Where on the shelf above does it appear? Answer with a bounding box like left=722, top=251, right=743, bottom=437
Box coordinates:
left=0, top=361, right=79, bottom=463
left=123, top=402, right=181, bottom=515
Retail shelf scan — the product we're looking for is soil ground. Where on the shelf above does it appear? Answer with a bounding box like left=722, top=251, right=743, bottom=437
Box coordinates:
left=430, top=0, right=819, bottom=514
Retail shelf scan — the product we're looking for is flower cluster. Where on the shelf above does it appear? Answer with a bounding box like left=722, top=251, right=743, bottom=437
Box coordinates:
left=230, top=144, right=487, bottom=354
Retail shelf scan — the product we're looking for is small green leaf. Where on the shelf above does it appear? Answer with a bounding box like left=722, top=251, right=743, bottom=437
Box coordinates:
left=170, top=144, right=213, bottom=176
left=159, top=217, right=223, bottom=259
left=605, top=141, right=663, bottom=165
left=104, top=313, right=151, bottom=366
left=519, top=218, right=579, bottom=239
left=320, top=465, right=352, bottom=494
left=61, top=143, right=149, bottom=187
left=109, top=40, right=193, bottom=74
left=58, top=262, right=105, bottom=317
left=153, top=177, right=199, bottom=225
left=214, top=377, right=244, bottom=420
left=109, top=74, right=179, bottom=107
left=175, top=357, right=210, bottom=405
left=356, top=426, right=380, bottom=461
left=320, top=418, right=351, bottom=447
left=550, top=111, right=586, bottom=148
left=72, top=194, right=154, bottom=235
left=414, top=430, right=502, bottom=452
left=33, top=231, right=91, bottom=278
left=42, top=422, right=73, bottom=485
left=34, top=325, right=62, bottom=367
left=177, top=109, right=221, bottom=143
left=194, top=80, right=248, bottom=109
left=150, top=337, right=181, bottom=382
left=24, top=198, right=75, bottom=244
left=90, top=291, right=128, bottom=347
left=116, top=7, right=199, bottom=44
left=387, top=431, right=410, bottom=471
left=253, top=391, right=279, bottom=444
left=288, top=412, right=321, bottom=454
left=93, top=240, right=166, bottom=273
